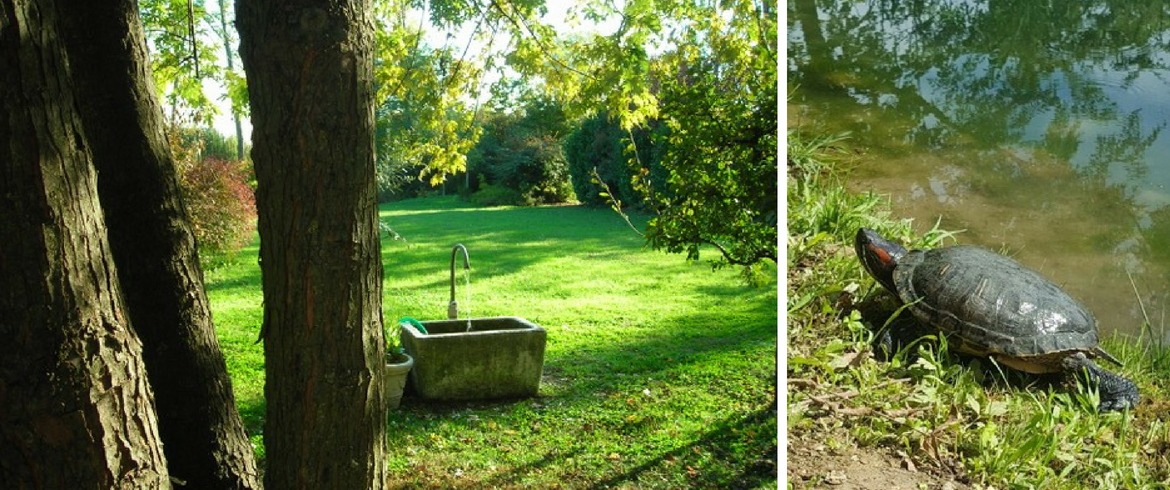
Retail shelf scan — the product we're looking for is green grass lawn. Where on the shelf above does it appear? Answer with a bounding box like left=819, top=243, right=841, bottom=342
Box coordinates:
left=204, top=196, right=778, bottom=489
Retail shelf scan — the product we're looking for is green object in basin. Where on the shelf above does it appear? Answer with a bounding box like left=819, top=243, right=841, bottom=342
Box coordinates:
left=398, top=316, right=428, bottom=334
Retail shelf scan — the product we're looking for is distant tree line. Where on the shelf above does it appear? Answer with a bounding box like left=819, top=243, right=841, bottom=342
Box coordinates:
left=377, top=95, right=665, bottom=211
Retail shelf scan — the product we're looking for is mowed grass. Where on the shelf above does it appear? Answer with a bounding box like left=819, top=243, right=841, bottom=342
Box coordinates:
left=204, top=196, right=778, bottom=489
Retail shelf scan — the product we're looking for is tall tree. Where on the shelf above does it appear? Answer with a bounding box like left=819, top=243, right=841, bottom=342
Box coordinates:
left=237, top=0, right=387, bottom=488
left=0, top=0, right=170, bottom=486
left=215, top=0, right=247, bottom=160
left=56, top=0, right=261, bottom=488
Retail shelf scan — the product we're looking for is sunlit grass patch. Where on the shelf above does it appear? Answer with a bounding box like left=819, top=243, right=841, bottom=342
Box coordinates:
left=205, top=195, right=778, bottom=488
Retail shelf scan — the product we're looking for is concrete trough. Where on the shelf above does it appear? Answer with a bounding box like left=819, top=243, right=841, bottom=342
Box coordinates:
left=401, top=316, right=547, bottom=401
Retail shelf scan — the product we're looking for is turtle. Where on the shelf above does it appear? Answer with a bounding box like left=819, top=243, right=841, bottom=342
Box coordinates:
left=854, top=227, right=1140, bottom=412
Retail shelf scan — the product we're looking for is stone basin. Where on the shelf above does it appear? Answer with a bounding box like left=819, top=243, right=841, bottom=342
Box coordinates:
left=400, top=316, right=547, bottom=401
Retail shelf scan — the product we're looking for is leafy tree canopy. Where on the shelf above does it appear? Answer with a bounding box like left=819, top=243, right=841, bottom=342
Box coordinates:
left=477, top=0, right=777, bottom=271
left=374, top=0, right=484, bottom=187
left=141, top=0, right=223, bottom=124
left=140, top=0, right=778, bottom=272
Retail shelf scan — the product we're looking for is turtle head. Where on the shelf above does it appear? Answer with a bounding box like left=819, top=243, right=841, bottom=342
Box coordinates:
left=855, top=228, right=907, bottom=295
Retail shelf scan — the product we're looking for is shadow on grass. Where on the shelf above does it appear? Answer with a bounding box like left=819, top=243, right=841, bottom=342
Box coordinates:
left=379, top=203, right=646, bottom=272
left=584, top=402, right=778, bottom=489
left=548, top=310, right=776, bottom=380
left=429, top=400, right=779, bottom=490
left=204, top=269, right=263, bottom=300
left=202, top=241, right=263, bottom=301
left=237, top=394, right=266, bottom=435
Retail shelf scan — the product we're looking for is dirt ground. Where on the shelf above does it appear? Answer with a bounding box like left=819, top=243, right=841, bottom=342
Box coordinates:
left=787, top=431, right=971, bottom=490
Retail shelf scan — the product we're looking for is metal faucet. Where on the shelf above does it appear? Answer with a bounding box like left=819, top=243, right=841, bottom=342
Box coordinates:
left=449, top=244, right=470, bottom=319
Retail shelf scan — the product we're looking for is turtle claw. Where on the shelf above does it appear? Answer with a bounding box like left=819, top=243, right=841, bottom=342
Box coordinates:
left=1096, top=377, right=1140, bottom=413
left=1062, top=353, right=1140, bottom=412
left=1098, top=396, right=1139, bottom=413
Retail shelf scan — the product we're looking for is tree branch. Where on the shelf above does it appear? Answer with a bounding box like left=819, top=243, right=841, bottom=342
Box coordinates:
left=487, top=0, right=594, bottom=79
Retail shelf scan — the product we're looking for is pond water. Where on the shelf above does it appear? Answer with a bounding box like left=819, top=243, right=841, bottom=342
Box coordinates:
left=787, top=0, right=1170, bottom=341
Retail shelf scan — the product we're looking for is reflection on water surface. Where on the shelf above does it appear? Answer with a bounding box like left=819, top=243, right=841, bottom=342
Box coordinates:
left=788, top=0, right=1170, bottom=340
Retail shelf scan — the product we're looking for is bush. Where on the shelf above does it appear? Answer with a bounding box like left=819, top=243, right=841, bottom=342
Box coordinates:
left=565, top=113, right=626, bottom=207
left=506, top=135, right=576, bottom=205
left=468, top=181, right=522, bottom=207
left=465, top=98, right=576, bottom=205
left=177, top=156, right=257, bottom=253
left=470, top=134, right=575, bottom=205
left=564, top=112, right=661, bottom=208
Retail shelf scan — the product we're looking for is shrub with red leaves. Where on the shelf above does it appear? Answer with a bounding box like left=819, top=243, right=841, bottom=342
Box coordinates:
left=177, top=156, right=257, bottom=253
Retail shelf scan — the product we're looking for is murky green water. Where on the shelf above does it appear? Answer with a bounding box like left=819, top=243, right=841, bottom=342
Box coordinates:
left=788, top=0, right=1170, bottom=340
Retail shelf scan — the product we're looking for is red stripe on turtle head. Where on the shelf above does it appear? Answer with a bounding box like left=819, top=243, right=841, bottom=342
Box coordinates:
left=866, top=243, right=895, bottom=267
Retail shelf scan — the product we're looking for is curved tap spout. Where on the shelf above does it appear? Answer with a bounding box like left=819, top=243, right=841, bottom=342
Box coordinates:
left=449, top=244, right=470, bottom=319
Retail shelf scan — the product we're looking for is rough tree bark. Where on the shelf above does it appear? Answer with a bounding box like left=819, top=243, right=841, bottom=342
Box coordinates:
left=237, top=1, right=387, bottom=488
left=53, top=1, right=261, bottom=488
left=0, top=0, right=171, bottom=487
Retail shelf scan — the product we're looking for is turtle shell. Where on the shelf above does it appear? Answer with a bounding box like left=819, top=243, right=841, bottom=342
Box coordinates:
left=893, top=246, right=1099, bottom=357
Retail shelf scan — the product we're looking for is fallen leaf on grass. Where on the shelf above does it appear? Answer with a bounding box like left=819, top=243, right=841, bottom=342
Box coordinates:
left=829, top=350, right=871, bottom=370
left=884, top=408, right=924, bottom=418
left=787, top=378, right=821, bottom=389
left=835, top=406, right=873, bottom=416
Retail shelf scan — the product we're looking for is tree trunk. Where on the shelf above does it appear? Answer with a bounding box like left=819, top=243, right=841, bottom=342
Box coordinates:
left=237, top=1, right=387, bottom=488
left=234, top=112, right=246, bottom=161
left=0, top=0, right=171, bottom=487
left=53, top=1, right=262, bottom=488
left=217, top=0, right=247, bottom=160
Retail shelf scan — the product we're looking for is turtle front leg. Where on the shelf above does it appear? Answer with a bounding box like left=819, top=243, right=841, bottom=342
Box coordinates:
left=1061, top=352, right=1140, bottom=412
left=873, top=327, right=898, bottom=362
left=870, top=311, right=934, bottom=362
